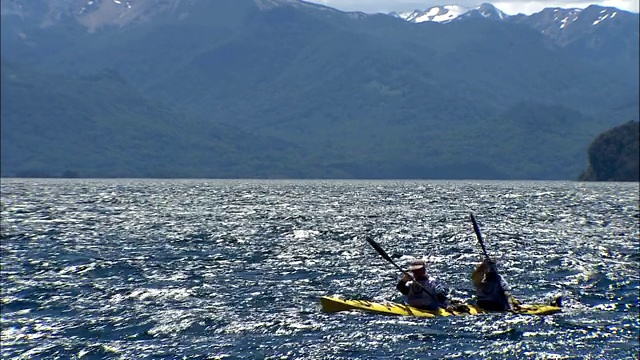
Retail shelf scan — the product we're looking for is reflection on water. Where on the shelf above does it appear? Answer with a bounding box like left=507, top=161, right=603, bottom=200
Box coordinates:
left=1, top=179, right=638, bottom=359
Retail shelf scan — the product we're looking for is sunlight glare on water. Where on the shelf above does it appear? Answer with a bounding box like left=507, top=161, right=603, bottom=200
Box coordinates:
left=1, top=179, right=638, bottom=359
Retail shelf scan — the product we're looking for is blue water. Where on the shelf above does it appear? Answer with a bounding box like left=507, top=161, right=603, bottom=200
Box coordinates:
left=1, top=179, right=638, bottom=359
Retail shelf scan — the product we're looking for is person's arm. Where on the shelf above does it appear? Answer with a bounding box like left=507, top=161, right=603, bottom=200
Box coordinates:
left=432, top=279, right=448, bottom=304
left=471, top=264, right=484, bottom=288
left=499, top=274, right=511, bottom=292
left=396, top=274, right=410, bottom=295
left=499, top=275, right=520, bottom=309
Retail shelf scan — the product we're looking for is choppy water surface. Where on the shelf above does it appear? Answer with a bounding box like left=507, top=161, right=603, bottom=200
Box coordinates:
left=1, top=179, right=638, bottom=359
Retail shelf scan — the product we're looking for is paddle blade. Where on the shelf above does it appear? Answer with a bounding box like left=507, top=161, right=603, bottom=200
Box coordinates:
left=470, top=213, right=483, bottom=242
left=365, top=236, right=393, bottom=263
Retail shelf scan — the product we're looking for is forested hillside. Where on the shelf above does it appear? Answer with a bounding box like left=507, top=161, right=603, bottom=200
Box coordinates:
left=0, top=60, right=335, bottom=178
left=579, top=121, right=639, bottom=182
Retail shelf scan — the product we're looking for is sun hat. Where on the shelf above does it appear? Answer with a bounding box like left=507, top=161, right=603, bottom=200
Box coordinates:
left=408, top=259, right=426, bottom=271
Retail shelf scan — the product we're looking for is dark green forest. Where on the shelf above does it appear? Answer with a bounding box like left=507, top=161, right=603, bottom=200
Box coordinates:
left=0, top=61, right=340, bottom=178
left=579, top=121, right=640, bottom=182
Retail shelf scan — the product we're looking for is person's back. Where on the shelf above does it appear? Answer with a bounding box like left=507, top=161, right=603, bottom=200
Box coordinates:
left=396, top=259, right=447, bottom=310
left=472, top=259, right=516, bottom=311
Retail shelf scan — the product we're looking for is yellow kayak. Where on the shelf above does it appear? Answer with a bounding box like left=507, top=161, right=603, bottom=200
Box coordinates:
left=320, top=296, right=561, bottom=317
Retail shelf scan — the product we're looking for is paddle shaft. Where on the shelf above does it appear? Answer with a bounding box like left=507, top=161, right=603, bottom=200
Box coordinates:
left=470, top=213, right=491, bottom=261
left=365, top=236, right=443, bottom=307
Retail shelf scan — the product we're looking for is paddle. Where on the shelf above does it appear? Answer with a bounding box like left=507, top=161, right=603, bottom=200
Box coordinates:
left=469, top=212, right=517, bottom=311
left=470, top=213, right=490, bottom=261
left=364, top=236, right=444, bottom=309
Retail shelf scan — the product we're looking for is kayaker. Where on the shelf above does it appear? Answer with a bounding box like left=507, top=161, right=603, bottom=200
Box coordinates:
left=396, top=259, right=449, bottom=310
left=471, top=258, right=521, bottom=311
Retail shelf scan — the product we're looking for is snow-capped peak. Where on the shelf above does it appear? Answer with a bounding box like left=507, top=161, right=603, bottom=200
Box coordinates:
left=589, top=6, right=620, bottom=25
left=517, top=4, right=628, bottom=35
left=458, top=3, right=507, bottom=20
left=391, top=3, right=506, bottom=23
left=391, top=5, right=470, bottom=23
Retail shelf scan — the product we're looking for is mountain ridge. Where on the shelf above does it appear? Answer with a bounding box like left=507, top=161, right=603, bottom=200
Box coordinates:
left=1, top=0, right=638, bottom=179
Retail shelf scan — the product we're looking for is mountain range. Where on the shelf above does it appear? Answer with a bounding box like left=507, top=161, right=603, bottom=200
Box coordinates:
left=1, top=0, right=638, bottom=179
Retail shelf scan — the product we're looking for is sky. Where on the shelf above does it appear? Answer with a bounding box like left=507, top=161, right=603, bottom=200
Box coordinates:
left=306, top=0, right=640, bottom=15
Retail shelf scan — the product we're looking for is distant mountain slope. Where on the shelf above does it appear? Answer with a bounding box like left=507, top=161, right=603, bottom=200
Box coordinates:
left=1, top=0, right=638, bottom=179
left=392, top=3, right=639, bottom=79
left=508, top=5, right=640, bottom=78
left=0, top=60, right=334, bottom=178
left=476, top=102, right=604, bottom=179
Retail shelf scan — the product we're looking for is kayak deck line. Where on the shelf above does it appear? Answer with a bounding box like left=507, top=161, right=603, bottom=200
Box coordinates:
left=319, top=296, right=561, bottom=317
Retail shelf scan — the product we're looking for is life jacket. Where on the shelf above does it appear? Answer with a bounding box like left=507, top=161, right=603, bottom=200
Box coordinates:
left=476, top=271, right=509, bottom=308
left=406, top=277, right=443, bottom=310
